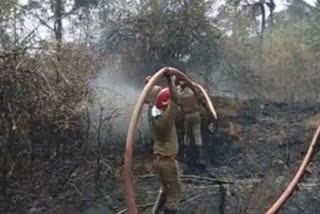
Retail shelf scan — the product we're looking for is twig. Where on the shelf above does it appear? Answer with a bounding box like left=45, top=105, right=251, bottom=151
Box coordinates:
left=95, top=106, right=104, bottom=188
left=7, top=162, right=16, bottom=177
left=52, top=164, right=79, bottom=197
left=84, top=104, right=90, bottom=153
left=102, top=108, right=120, bottom=126
left=28, top=11, right=55, bottom=32
left=36, top=70, right=56, bottom=98
left=18, top=24, right=41, bottom=47
left=137, top=173, right=156, bottom=179
left=68, top=182, right=82, bottom=196
left=55, top=66, right=71, bottom=85
left=101, top=160, right=113, bottom=173
left=116, top=193, right=206, bottom=213
left=115, top=202, right=154, bottom=214
left=197, top=185, right=224, bottom=189
left=182, top=194, right=202, bottom=203
left=181, top=175, right=233, bottom=184
left=137, top=173, right=233, bottom=184
left=7, top=103, right=17, bottom=131
left=14, top=60, right=23, bottom=72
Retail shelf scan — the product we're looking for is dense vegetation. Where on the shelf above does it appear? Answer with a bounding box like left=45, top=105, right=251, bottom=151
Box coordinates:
left=1, top=0, right=320, bottom=213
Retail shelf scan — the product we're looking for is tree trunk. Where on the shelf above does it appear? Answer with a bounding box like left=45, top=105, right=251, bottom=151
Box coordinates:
left=52, top=0, right=64, bottom=82
left=259, top=2, right=266, bottom=34
left=54, top=0, right=63, bottom=52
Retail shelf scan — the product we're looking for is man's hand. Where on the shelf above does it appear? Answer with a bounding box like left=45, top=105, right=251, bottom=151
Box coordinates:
left=163, top=68, right=171, bottom=77
left=164, top=72, right=176, bottom=85
left=177, top=80, right=186, bottom=88
left=170, top=75, right=176, bottom=83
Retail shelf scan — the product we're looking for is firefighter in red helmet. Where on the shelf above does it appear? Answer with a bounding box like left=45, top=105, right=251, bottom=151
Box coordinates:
left=146, top=73, right=182, bottom=214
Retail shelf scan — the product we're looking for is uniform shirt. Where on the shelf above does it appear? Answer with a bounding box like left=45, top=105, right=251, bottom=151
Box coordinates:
left=151, top=101, right=179, bottom=156
left=179, top=87, right=202, bottom=114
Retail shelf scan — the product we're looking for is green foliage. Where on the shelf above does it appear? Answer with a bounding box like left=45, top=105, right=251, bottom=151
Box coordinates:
left=253, top=5, right=320, bottom=101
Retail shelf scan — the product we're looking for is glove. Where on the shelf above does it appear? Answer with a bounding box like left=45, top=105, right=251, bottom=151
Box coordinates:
left=208, top=122, right=215, bottom=134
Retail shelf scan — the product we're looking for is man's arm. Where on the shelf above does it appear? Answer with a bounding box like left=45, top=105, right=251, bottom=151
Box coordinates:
left=166, top=75, right=181, bottom=106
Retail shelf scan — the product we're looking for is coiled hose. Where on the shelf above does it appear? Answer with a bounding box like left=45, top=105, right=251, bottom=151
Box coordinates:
left=122, top=67, right=218, bottom=214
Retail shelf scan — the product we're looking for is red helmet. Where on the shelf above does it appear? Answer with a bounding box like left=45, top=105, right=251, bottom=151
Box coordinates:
left=155, top=88, right=170, bottom=109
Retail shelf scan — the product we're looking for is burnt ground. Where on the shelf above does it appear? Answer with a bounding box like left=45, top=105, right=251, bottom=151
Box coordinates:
left=110, top=97, right=320, bottom=214
left=6, top=97, right=320, bottom=214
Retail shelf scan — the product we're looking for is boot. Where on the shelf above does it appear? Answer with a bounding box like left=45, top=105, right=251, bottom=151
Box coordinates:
left=198, top=145, right=206, bottom=170
left=152, top=191, right=166, bottom=214
left=164, top=208, right=178, bottom=214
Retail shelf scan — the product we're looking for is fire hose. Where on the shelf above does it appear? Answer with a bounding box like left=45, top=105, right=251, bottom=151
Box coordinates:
left=264, top=124, right=320, bottom=214
left=122, top=66, right=320, bottom=214
left=122, top=67, right=218, bottom=214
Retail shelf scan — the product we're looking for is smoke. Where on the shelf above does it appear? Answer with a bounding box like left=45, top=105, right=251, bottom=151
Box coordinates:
left=88, top=64, right=150, bottom=144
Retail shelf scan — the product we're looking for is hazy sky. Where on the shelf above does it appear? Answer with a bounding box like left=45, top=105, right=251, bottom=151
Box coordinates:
left=17, top=0, right=317, bottom=42
left=275, top=0, right=316, bottom=11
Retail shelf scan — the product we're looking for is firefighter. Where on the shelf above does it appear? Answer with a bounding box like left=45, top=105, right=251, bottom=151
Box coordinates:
left=144, top=75, right=184, bottom=152
left=147, top=73, right=182, bottom=214
left=177, top=80, right=207, bottom=168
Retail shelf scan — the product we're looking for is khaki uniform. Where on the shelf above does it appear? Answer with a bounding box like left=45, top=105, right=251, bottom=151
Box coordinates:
left=178, top=87, right=208, bottom=167
left=151, top=101, right=181, bottom=210
left=152, top=101, right=179, bottom=156
left=184, top=112, right=202, bottom=146
left=153, top=155, right=180, bottom=210
left=144, top=78, right=182, bottom=212
left=179, top=87, right=205, bottom=147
